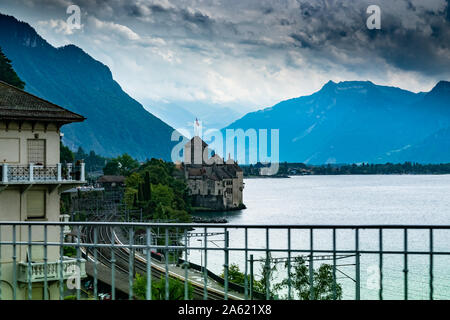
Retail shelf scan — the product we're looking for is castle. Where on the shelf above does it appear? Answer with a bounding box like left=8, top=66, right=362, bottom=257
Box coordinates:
left=179, top=136, right=245, bottom=211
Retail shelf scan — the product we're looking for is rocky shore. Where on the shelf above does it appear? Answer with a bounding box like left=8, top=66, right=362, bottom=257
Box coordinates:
left=191, top=216, right=228, bottom=223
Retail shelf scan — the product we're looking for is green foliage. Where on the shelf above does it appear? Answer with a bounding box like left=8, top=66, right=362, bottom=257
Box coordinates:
left=221, top=258, right=342, bottom=300
left=311, top=162, right=450, bottom=175
left=60, top=142, right=74, bottom=163
left=221, top=263, right=250, bottom=286
left=123, top=158, right=192, bottom=222
left=243, top=162, right=450, bottom=176
left=117, top=153, right=140, bottom=176
left=0, top=46, right=25, bottom=89
left=103, top=159, right=120, bottom=176
left=126, top=172, right=144, bottom=189
left=62, top=145, right=108, bottom=173
left=133, top=274, right=193, bottom=300
left=103, top=153, right=140, bottom=176
left=124, top=187, right=138, bottom=208
left=153, top=203, right=191, bottom=223
left=152, top=184, right=174, bottom=207
left=273, top=257, right=342, bottom=300
left=220, top=263, right=267, bottom=295
left=63, top=246, right=77, bottom=257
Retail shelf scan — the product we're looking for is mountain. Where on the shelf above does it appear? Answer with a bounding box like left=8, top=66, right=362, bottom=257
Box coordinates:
left=143, top=99, right=247, bottom=131
left=223, top=80, right=450, bottom=164
left=0, top=13, right=177, bottom=160
left=384, top=81, right=450, bottom=163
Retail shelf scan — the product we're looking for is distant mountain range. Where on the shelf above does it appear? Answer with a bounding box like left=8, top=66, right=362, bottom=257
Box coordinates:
left=143, top=99, right=245, bottom=132
left=0, top=13, right=177, bottom=161
left=224, top=80, right=450, bottom=164
left=1, top=12, right=449, bottom=165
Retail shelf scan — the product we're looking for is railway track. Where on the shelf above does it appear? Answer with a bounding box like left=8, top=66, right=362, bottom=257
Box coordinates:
left=80, top=218, right=239, bottom=300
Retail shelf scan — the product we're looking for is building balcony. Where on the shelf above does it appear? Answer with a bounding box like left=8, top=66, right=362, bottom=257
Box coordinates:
left=17, top=257, right=87, bottom=283
left=0, top=163, right=85, bottom=186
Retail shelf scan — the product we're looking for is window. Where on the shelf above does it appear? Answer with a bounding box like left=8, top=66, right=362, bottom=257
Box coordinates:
left=27, top=190, right=46, bottom=219
left=27, top=139, right=46, bottom=164
left=0, top=138, right=20, bottom=163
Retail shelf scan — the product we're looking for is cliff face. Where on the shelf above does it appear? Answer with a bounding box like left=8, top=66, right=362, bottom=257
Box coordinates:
left=0, top=13, right=177, bottom=160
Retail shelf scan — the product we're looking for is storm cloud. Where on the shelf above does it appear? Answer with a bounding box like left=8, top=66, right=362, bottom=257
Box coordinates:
left=0, top=0, right=449, bottom=111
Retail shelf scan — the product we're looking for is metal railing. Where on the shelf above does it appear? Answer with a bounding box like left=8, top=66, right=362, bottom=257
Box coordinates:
left=0, top=163, right=85, bottom=184
left=0, top=221, right=449, bottom=300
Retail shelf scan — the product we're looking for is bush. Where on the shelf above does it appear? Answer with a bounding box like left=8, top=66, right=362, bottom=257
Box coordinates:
left=63, top=246, right=77, bottom=257
left=133, top=274, right=193, bottom=300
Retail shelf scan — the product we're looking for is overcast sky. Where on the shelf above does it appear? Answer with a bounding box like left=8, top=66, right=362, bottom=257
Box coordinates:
left=1, top=0, right=449, bottom=112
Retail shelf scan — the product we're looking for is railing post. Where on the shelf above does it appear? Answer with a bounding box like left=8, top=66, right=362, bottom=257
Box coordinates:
left=404, top=229, right=408, bottom=300
left=244, top=228, right=248, bottom=299
left=0, top=225, right=2, bottom=300
left=57, top=163, right=62, bottom=181
left=224, top=230, right=229, bottom=300
left=309, top=229, right=314, bottom=300
left=165, top=228, right=169, bottom=301
left=250, top=254, right=254, bottom=300
left=12, top=225, right=17, bottom=300
left=429, top=228, right=434, bottom=300
left=80, top=163, right=85, bottom=182
left=183, top=229, right=188, bottom=300
left=287, top=228, right=292, bottom=300
left=265, top=228, right=270, bottom=300
left=29, top=163, right=34, bottom=182
left=355, top=228, right=360, bottom=300
left=332, top=228, right=337, bottom=300
left=59, top=225, right=64, bottom=300
left=44, top=225, right=48, bottom=300
left=203, top=227, right=208, bottom=300
left=67, top=163, right=72, bottom=181
left=146, top=227, right=152, bottom=300
left=2, top=164, right=8, bottom=183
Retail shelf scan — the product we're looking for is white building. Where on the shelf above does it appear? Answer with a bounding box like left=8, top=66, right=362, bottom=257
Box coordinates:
left=0, top=81, right=86, bottom=299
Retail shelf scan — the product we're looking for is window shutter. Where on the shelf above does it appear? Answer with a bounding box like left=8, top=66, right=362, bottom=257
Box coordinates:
left=27, top=191, right=45, bottom=218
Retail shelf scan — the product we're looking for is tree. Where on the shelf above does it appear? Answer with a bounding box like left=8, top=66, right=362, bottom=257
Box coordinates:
left=0, top=46, right=25, bottom=89
left=123, top=158, right=192, bottom=222
left=133, top=274, right=193, bottom=300
left=116, top=153, right=139, bottom=176
left=60, top=142, right=74, bottom=163
left=274, top=256, right=342, bottom=300
left=151, top=184, right=174, bottom=208
left=221, top=263, right=251, bottom=287
left=125, top=173, right=143, bottom=190
left=75, top=146, right=87, bottom=161
left=103, top=159, right=120, bottom=175
left=221, top=258, right=342, bottom=300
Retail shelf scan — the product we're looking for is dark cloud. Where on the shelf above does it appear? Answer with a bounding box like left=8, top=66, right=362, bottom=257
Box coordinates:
left=280, top=0, right=450, bottom=77
left=2, top=0, right=449, bottom=106
left=180, top=9, right=212, bottom=27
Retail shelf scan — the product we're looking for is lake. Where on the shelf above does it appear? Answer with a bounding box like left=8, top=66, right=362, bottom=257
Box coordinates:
left=191, top=175, right=450, bottom=300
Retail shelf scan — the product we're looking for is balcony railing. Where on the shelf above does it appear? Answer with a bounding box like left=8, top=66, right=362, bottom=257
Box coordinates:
left=0, top=163, right=85, bottom=184
left=0, top=221, right=449, bottom=300
left=17, top=257, right=87, bottom=283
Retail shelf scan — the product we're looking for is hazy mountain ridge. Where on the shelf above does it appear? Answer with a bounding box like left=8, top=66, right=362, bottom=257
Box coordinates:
left=144, top=99, right=247, bottom=132
left=224, top=80, right=450, bottom=164
left=0, top=13, right=177, bottom=160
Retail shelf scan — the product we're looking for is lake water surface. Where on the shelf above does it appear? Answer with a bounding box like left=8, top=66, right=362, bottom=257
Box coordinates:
left=191, top=175, right=450, bottom=300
